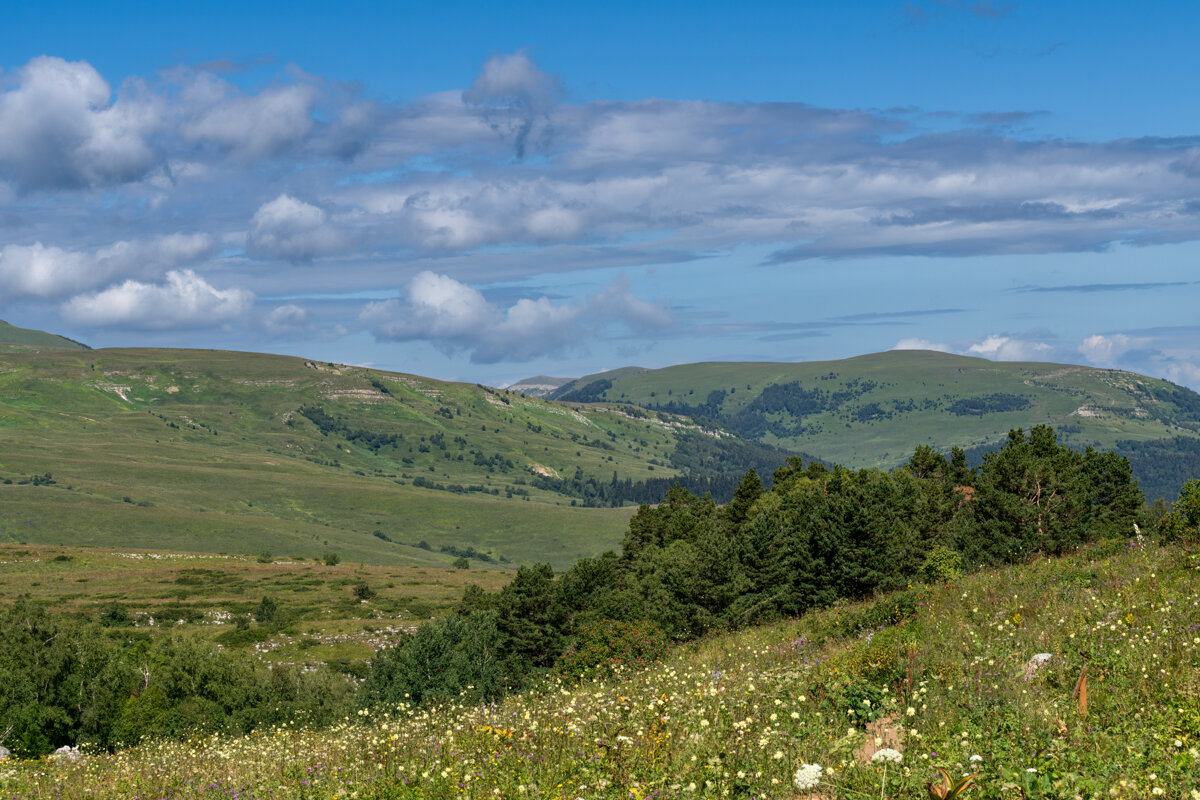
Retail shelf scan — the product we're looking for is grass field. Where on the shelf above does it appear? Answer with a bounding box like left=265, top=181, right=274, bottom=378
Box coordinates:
left=0, top=542, right=511, bottom=668
left=0, top=347, right=725, bottom=568
left=3, top=535, right=1195, bottom=798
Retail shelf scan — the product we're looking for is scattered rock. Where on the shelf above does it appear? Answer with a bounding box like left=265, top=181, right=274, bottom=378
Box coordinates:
left=50, top=745, right=82, bottom=761
left=0, top=746, right=9, bottom=761
left=1024, top=652, right=1053, bottom=680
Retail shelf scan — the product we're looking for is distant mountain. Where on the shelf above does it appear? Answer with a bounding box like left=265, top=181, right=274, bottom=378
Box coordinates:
left=0, top=348, right=798, bottom=568
left=505, top=375, right=575, bottom=398
left=0, top=319, right=89, bottom=352
left=548, top=351, right=1200, bottom=501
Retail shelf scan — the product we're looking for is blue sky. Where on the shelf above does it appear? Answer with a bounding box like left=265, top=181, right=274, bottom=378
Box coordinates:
left=1, top=0, right=1198, bottom=388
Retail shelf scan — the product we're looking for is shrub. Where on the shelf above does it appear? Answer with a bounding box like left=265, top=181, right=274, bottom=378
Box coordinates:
left=323, top=551, right=341, bottom=566
left=254, top=595, right=278, bottom=625
left=921, top=545, right=963, bottom=583
left=554, top=618, right=669, bottom=680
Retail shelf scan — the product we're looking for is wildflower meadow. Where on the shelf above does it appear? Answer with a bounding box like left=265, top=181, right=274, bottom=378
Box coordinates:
left=2, top=535, right=1196, bottom=799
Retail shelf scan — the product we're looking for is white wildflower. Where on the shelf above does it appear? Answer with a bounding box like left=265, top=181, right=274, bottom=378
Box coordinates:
left=793, top=763, right=823, bottom=790
left=871, top=748, right=903, bottom=765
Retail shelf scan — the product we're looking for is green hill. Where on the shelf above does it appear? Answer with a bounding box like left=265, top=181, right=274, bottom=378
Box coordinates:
left=0, top=348, right=793, bottom=568
left=0, top=318, right=89, bottom=352
left=549, top=350, right=1200, bottom=499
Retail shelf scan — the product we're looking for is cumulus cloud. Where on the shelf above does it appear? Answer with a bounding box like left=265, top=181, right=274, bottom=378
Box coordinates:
left=463, top=51, right=561, bottom=158
left=967, top=334, right=1054, bottom=361
left=892, top=337, right=952, bottom=352
left=0, top=234, right=214, bottom=301
left=0, top=56, right=162, bottom=191
left=180, top=76, right=317, bottom=159
left=262, top=303, right=312, bottom=335
left=359, top=271, right=671, bottom=363
left=248, top=194, right=347, bottom=261
left=61, top=269, right=253, bottom=329
left=1078, top=333, right=1152, bottom=367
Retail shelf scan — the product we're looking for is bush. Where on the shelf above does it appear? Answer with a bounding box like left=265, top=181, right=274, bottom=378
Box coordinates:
left=352, top=581, right=376, bottom=601
left=323, top=551, right=341, bottom=566
left=921, top=545, right=963, bottom=583
left=453, top=557, right=470, bottom=569
left=554, top=618, right=669, bottom=680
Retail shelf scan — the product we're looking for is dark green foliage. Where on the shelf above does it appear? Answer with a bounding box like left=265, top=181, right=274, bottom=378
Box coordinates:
left=352, top=581, right=376, bottom=600
left=361, top=612, right=514, bottom=706
left=554, top=619, right=668, bottom=680
left=946, top=393, right=1031, bottom=416
left=1157, top=479, right=1200, bottom=542
left=254, top=595, right=279, bottom=625
left=0, top=601, right=353, bottom=757
left=1115, top=435, right=1200, bottom=501
left=364, top=425, right=1144, bottom=715
left=967, top=426, right=1143, bottom=565
left=297, top=404, right=404, bottom=452
left=494, top=564, right=568, bottom=669
left=323, top=551, right=341, bottom=566
left=553, top=378, right=613, bottom=403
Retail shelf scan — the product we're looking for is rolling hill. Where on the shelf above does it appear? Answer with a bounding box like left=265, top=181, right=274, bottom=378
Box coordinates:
left=0, top=346, right=793, bottom=568
left=0, top=319, right=89, bottom=352
left=541, top=350, right=1200, bottom=500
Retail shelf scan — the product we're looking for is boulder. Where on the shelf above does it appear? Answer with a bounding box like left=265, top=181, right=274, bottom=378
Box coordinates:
left=1023, top=652, right=1053, bottom=680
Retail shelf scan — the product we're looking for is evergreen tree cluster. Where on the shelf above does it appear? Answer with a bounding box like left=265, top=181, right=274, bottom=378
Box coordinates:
left=365, top=425, right=1149, bottom=708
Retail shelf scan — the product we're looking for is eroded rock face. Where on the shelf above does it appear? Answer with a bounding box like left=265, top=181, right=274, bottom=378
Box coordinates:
left=1023, top=652, right=1053, bottom=680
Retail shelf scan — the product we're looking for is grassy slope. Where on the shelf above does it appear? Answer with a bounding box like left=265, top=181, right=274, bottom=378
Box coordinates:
left=7, top=537, right=1196, bottom=797
left=0, top=319, right=88, bottom=352
left=553, top=350, right=1200, bottom=469
left=0, top=348, right=722, bottom=568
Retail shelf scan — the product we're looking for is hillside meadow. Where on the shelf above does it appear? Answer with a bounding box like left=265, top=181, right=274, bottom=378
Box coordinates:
left=2, top=536, right=1196, bottom=799
left=0, top=543, right=510, bottom=668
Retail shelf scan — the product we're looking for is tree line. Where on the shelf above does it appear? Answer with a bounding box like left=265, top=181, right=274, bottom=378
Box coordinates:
left=362, top=425, right=1164, bottom=708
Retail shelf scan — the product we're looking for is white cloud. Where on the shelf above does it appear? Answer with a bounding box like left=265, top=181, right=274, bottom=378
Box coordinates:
left=61, top=269, right=253, bottom=329
left=262, top=303, right=311, bottom=335
left=0, top=243, right=93, bottom=300
left=892, top=337, right=952, bottom=352
left=0, top=56, right=162, bottom=190
left=359, top=271, right=671, bottom=363
left=1078, top=333, right=1151, bottom=367
left=966, top=334, right=1054, bottom=361
left=248, top=194, right=346, bottom=261
left=180, top=77, right=316, bottom=159
left=463, top=51, right=561, bottom=158
left=0, top=234, right=214, bottom=301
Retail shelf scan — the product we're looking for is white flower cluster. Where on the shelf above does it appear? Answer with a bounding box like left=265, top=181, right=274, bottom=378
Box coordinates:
left=871, top=748, right=903, bottom=764
left=793, top=763, right=824, bottom=790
